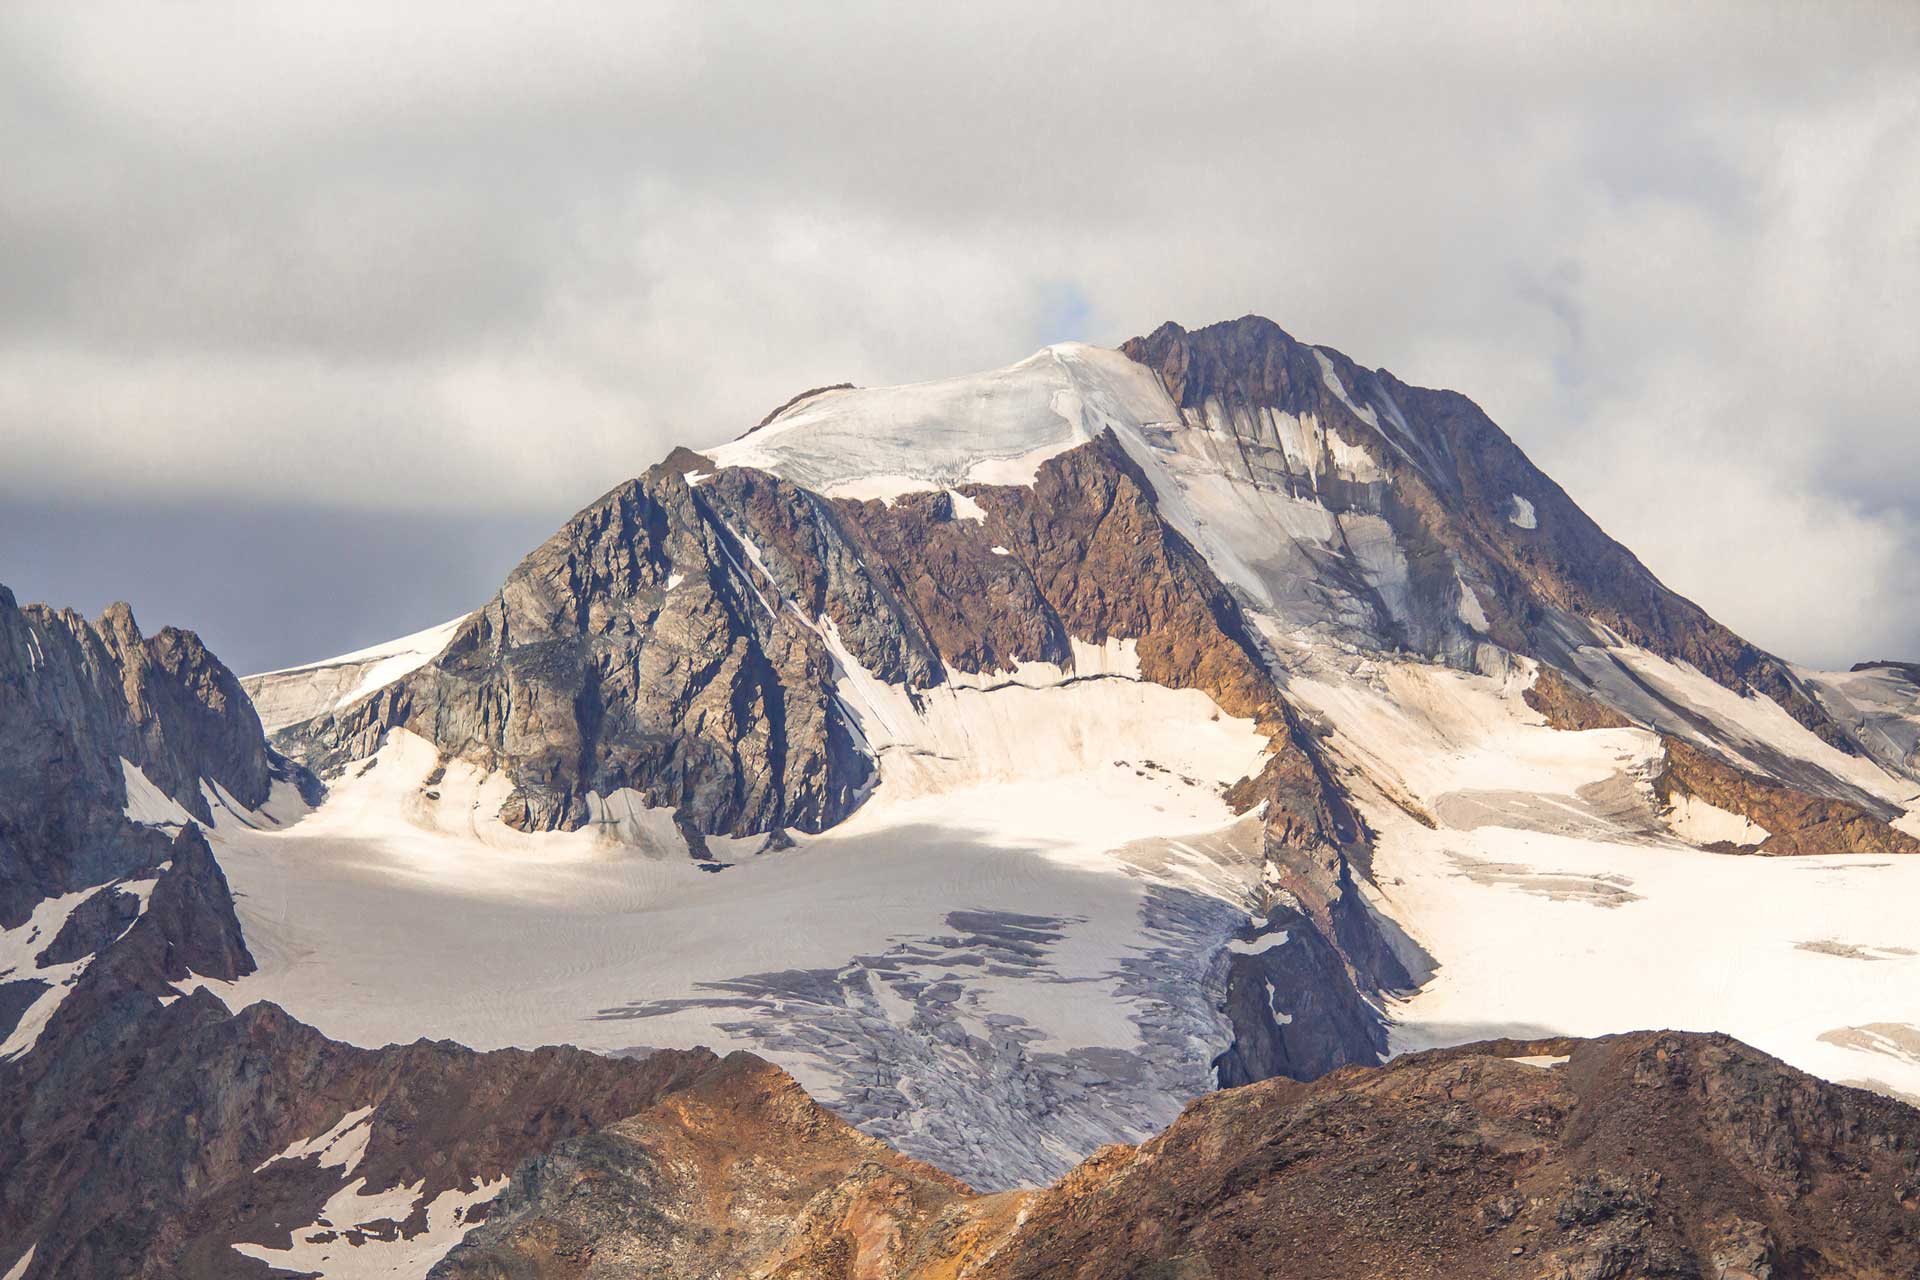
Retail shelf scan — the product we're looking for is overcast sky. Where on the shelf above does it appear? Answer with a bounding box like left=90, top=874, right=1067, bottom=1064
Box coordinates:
left=2, top=1, right=1916, bottom=674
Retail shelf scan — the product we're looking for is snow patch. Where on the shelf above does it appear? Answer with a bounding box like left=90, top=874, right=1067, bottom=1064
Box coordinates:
left=1508, top=494, right=1538, bottom=530
left=1226, top=930, right=1290, bottom=956
left=255, top=1104, right=377, bottom=1176
left=231, top=1176, right=504, bottom=1280
left=1456, top=581, right=1490, bottom=633
left=1312, top=351, right=1380, bottom=433
left=1507, top=1054, right=1569, bottom=1069
left=1663, top=791, right=1768, bottom=849
left=121, top=758, right=192, bottom=828
left=946, top=489, right=987, bottom=522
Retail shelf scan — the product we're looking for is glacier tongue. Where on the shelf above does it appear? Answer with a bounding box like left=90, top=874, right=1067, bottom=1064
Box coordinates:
left=200, top=654, right=1282, bottom=1188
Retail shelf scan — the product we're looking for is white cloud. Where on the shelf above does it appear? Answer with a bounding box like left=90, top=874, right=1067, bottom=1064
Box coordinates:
left=1, top=1, right=1915, bottom=667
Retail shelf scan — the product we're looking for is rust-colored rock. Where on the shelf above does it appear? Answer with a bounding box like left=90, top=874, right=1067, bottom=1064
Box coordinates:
left=1655, top=735, right=1920, bottom=855
left=1523, top=666, right=1635, bottom=731
left=438, top=1031, right=1920, bottom=1280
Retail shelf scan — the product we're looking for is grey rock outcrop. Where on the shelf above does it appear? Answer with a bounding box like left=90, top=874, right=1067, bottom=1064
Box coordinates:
left=0, top=586, right=273, bottom=927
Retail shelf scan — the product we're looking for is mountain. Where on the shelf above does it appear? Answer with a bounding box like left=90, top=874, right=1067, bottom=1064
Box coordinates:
left=0, top=589, right=292, bottom=1066
left=236, top=315, right=1919, bottom=1182
left=4, top=312, right=1919, bottom=1276
left=0, top=900, right=727, bottom=1278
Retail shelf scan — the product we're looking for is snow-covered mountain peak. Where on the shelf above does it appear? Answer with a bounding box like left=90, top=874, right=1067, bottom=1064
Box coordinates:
left=703, top=341, right=1178, bottom=502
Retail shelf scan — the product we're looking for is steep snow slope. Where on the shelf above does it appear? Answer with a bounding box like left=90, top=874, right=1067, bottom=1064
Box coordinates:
left=245, top=615, right=468, bottom=733
left=709, top=341, right=1418, bottom=655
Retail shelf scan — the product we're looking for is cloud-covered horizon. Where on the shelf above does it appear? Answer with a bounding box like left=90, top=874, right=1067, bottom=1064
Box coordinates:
left=3, top=1, right=1917, bottom=671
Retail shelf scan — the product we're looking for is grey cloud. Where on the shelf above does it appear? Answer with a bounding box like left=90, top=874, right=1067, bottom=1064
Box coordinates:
left=1, top=0, right=1917, bottom=669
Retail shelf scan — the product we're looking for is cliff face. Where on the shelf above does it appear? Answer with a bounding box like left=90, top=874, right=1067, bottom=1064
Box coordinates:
left=0, top=585, right=273, bottom=927
left=277, top=457, right=871, bottom=838
left=434, top=1030, right=1920, bottom=1280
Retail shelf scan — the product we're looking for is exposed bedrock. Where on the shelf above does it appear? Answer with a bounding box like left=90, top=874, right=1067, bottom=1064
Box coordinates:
left=1655, top=734, right=1920, bottom=856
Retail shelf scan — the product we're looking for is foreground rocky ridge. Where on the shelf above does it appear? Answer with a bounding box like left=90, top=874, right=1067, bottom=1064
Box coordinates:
left=0, top=887, right=731, bottom=1279
left=435, top=1029, right=1920, bottom=1280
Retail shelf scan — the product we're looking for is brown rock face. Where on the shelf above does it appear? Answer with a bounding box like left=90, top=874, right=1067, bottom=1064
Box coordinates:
left=1655, top=735, right=1920, bottom=855
left=1524, top=666, right=1636, bottom=731
left=436, top=1031, right=1920, bottom=1280
left=434, top=1053, right=971, bottom=1279
left=279, top=462, right=874, bottom=838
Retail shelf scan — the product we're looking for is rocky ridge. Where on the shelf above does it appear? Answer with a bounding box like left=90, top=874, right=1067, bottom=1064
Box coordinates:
left=434, top=1030, right=1920, bottom=1279
left=0, top=901, right=730, bottom=1279
left=1120, top=317, right=1854, bottom=758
